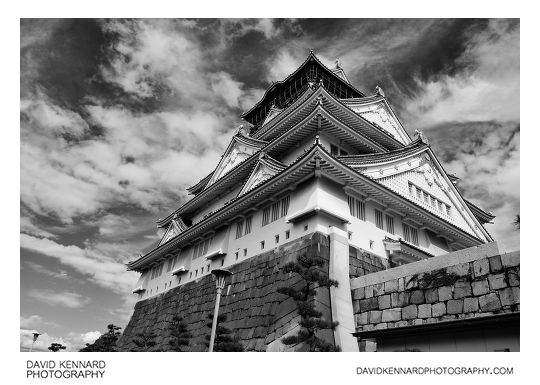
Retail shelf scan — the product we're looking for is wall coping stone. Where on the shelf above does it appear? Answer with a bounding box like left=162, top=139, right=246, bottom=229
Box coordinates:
left=350, top=242, right=501, bottom=289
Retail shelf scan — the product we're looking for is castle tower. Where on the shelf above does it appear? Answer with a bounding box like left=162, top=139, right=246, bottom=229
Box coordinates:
left=127, top=51, right=494, bottom=303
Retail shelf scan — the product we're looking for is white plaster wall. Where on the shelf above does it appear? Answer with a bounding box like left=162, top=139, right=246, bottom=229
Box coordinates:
left=137, top=176, right=453, bottom=300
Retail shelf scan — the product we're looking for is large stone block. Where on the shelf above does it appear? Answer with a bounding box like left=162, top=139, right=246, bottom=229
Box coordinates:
left=359, top=297, right=379, bottom=312
left=463, top=297, right=479, bottom=313
left=418, top=304, right=432, bottom=319
left=364, top=285, right=374, bottom=299
left=369, top=310, right=382, bottom=324
left=391, top=292, right=409, bottom=307
left=479, top=293, right=502, bottom=312
left=375, top=293, right=391, bottom=309
left=402, top=305, right=418, bottom=320
left=381, top=308, right=402, bottom=322
left=473, top=259, right=490, bottom=278
left=501, top=253, right=520, bottom=268
left=405, top=276, right=418, bottom=290
left=446, top=263, right=471, bottom=277
left=507, top=268, right=520, bottom=287
left=398, top=277, right=405, bottom=291
left=438, top=286, right=453, bottom=301
left=352, top=287, right=365, bottom=300
left=499, top=287, right=520, bottom=306
left=488, top=255, right=503, bottom=273
left=372, top=282, right=385, bottom=297
left=488, top=273, right=507, bottom=290
left=447, top=299, right=464, bottom=314
left=355, top=312, right=368, bottom=327
left=384, top=279, right=399, bottom=293
left=424, top=288, right=438, bottom=304
left=410, top=290, right=425, bottom=304
left=472, top=279, right=489, bottom=296
left=453, top=280, right=472, bottom=299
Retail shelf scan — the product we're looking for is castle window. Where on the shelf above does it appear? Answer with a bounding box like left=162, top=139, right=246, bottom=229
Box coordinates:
left=348, top=195, right=365, bottom=220
left=304, top=224, right=308, bottom=231
left=271, top=201, right=280, bottom=222
left=207, top=265, right=210, bottom=272
left=280, top=196, right=290, bottom=217
left=243, top=248, right=247, bottom=257
left=235, top=251, right=239, bottom=260
left=275, top=235, right=279, bottom=244
left=408, top=182, right=414, bottom=195
left=235, top=220, right=244, bottom=239
left=386, top=215, right=395, bottom=235
left=221, top=258, right=225, bottom=266
left=262, top=196, right=290, bottom=226
left=244, top=216, right=252, bottom=235
left=403, top=223, right=419, bottom=246
left=192, top=237, right=213, bottom=259
left=416, top=188, right=422, bottom=200
left=348, top=231, right=352, bottom=240
left=262, top=206, right=271, bottom=226
left=285, top=230, right=290, bottom=239
left=261, top=240, right=265, bottom=249
left=375, top=209, right=384, bottom=229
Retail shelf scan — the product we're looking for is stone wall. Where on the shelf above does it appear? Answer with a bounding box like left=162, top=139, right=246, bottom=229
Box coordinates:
left=351, top=247, right=520, bottom=337
left=349, top=245, right=389, bottom=279
left=117, top=232, right=334, bottom=352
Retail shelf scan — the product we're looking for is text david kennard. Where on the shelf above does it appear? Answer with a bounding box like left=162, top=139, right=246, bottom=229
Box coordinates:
left=27, top=360, right=106, bottom=379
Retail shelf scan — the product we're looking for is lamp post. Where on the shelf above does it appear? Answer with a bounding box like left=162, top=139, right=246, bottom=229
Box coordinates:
left=29, top=332, right=41, bottom=352
left=208, top=268, right=231, bottom=352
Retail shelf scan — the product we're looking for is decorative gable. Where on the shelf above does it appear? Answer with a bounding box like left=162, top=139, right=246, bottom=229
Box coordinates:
left=238, top=155, right=286, bottom=197
left=159, top=219, right=186, bottom=246
left=206, top=135, right=266, bottom=187
left=351, top=149, right=488, bottom=240
left=262, top=105, right=283, bottom=127
left=344, top=99, right=411, bottom=145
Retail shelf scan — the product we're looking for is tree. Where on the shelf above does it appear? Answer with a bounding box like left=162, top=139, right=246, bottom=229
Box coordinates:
left=168, top=315, right=192, bottom=351
left=48, top=342, right=66, bottom=352
left=130, top=332, right=158, bottom=352
left=277, top=253, right=340, bottom=351
left=204, top=313, right=244, bottom=352
left=79, top=324, right=122, bottom=352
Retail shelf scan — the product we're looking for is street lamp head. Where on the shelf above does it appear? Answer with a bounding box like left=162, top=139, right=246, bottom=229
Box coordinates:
left=211, top=268, right=232, bottom=290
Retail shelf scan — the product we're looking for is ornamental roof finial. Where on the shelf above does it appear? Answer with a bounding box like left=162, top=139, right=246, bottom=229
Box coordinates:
left=335, top=58, right=341, bottom=69
left=236, top=123, right=250, bottom=137
left=414, top=129, right=429, bottom=145
left=375, top=85, right=385, bottom=97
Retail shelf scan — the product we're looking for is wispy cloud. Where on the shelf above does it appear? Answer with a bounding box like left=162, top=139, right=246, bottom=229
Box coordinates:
left=21, top=234, right=138, bottom=294
left=27, top=290, right=91, bottom=309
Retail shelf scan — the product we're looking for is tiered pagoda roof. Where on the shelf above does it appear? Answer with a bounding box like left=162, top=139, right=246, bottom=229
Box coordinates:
left=128, top=52, right=494, bottom=272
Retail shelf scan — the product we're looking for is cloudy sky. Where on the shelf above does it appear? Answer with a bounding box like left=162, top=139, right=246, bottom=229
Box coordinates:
left=20, top=18, right=519, bottom=351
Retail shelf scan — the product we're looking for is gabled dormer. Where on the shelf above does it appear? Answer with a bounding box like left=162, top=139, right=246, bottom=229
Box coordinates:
left=205, top=134, right=268, bottom=188
left=341, top=90, right=412, bottom=145
left=338, top=141, right=493, bottom=242
left=158, top=217, right=188, bottom=246
left=238, top=154, right=286, bottom=197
